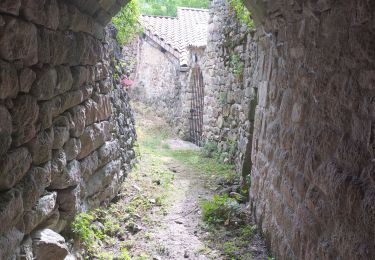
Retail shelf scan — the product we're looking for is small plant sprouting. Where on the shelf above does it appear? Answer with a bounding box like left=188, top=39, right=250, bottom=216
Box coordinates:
left=201, top=194, right=240, bottom=225
left=219, top=91, right=228, bottom=106
left=229, top=53, right=244, bottom=78
left=228, top=0, right=255, bottom=29
left=201, top=140, right=218, bottom=158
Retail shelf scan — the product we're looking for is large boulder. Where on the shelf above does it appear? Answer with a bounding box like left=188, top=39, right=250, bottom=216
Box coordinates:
left=31, top=229, right=69, bottom=260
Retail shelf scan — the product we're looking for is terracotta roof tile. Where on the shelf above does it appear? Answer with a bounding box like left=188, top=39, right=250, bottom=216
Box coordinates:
left=140, top=7, right=209, bottom=67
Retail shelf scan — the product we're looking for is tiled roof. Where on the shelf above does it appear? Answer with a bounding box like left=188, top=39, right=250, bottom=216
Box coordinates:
left=140, top=7, right=209, bottom=67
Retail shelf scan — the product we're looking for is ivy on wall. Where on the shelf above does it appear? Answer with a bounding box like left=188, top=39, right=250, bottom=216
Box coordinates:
left=112, top=0, right=142, bottom=45
left=228, top=0, right=255, bottom=28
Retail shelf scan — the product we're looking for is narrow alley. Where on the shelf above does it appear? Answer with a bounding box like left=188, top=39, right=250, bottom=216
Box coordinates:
left=0, top=0, right=374, bottom=259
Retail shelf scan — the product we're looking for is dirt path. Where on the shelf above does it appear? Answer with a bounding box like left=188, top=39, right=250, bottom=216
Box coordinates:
left=72, top=102, right=270, bottom=260
left=125, top=103, right=221, bottom=259
left=148, top=159, right=221, bottom=260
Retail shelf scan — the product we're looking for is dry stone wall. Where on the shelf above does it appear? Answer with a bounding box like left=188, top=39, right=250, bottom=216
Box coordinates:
left=0, top=1, right=135, bottom=259
left=244, top=0, right=375, bottom=259
left=203, top=0, right=257, bottom=180
left=130, top=38, right=191, bottom=139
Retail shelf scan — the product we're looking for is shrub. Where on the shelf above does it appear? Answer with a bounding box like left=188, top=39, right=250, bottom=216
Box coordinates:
left=228, top=0, right=255, bottom=29
left=229, top=53, right=244, bottom=78
left=72, top=212, right=103, bottom=255
left=112, top=0, right=142, bottom=45
left=201, top=141, right=218, bottom=158
left=201, top=194, right=240, bottom=224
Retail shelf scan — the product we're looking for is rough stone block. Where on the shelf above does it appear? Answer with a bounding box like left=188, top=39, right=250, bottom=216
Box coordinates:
left=77, top=121, right=111, bottom=159
left=93, top=94, right=112, bottom=121
left=0, top=147, right=32, bottom=191
left=71, top=66, right=89, bottom=90
left=56, top=66, right=73, bottom=95
left=0, top=188, right=24, bottom=235
left=80, top=151, right=99, bottom=181
left=31, top=66, right=58, bottom=101
left=11, top=95, right=39, bottom=147
left=0, top=16, right=38, bottom=66
left=0, top=105, right=12, bottom=156
left=21, top=164, right=52, bottom=211
left=21, top=0, right=59, bottom=30
left=69, top=105, right=86, bottom=138
left=68, top=5, right=93, bottom=34
left=85, top=159, right=121, bottom=197
left=26, top=128, right=54, bottom=165
left=0, top=227, right=24, bottom=260
left=56, top=186, right=81, bottom=221
left=98, top=78, right=112, bottom=94
left=59, top=90, right=84, bottom=114
left=0, top=0, right=21, bottom=15
left=50, top=148, right=66, bottom=180
left=81, top=85, right=94, bottom=101
left=75, top=33, right=98, bottom=65
left=18, top=235, right=33, bottom=260
left=63, top=138, right=81, bottom=161
left=52, top=118, right=70, bottom=150
left=31, top=229, right=69, bottom=260
left=24, top=192, right=57, bottom=234
left=98, top=140, right=120, bottom=167
left=0, top=59, right=19, bottom=99
left=49, top=159, right=81, bottom=190
left=38, top=96, right=62, bottom=130
left=19, top=68, right=36, bottom=93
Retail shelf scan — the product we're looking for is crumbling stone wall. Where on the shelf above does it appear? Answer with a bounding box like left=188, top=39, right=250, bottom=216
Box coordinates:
left=203, top=0, right=257, bottom=180
left=0, top=1, right=135, bottom=259
left=244, top=0, right=375, bottom=259
left=130, top=38, right=191, bottom=139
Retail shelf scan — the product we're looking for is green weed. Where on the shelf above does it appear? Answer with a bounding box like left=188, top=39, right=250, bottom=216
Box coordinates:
left=241, top=225, right=257, bottom=239
left=201, top=194, right=240, bottom=225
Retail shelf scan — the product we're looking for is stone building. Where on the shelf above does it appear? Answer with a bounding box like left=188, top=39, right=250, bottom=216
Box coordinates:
left=130, top=8, right=209, bottom=142
left=202, top=0, right=257, bottom=182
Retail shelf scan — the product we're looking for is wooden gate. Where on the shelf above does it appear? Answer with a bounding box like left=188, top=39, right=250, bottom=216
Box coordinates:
left=189, top=66, right=204, bottom=146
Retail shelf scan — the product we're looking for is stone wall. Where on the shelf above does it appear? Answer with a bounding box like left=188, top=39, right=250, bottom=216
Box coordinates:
left=244, top=0, right=375, bottom=259
left=202, top=0, right=257, bottom=180
left=130, top=37, right=191, bottom=139
left=0, top=1, right=135, bottom=259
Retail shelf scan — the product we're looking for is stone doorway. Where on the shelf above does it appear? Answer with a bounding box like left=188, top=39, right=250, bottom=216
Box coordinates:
left=189, top=66, right=205, bottom=146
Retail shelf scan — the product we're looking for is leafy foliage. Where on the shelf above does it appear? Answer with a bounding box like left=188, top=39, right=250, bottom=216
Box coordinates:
left=201, top=140, right=218, bottom=158
left=229, top=53, right=244, bottom=78
left=201, top=194, right=240, bottom=224
left=112, top=0, right=142, bottom=45
left=228, top=0, right=255, bottom=28
left=72, top=212, right=104, bottom=256
left=138, top=0, right=209, bottom=17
